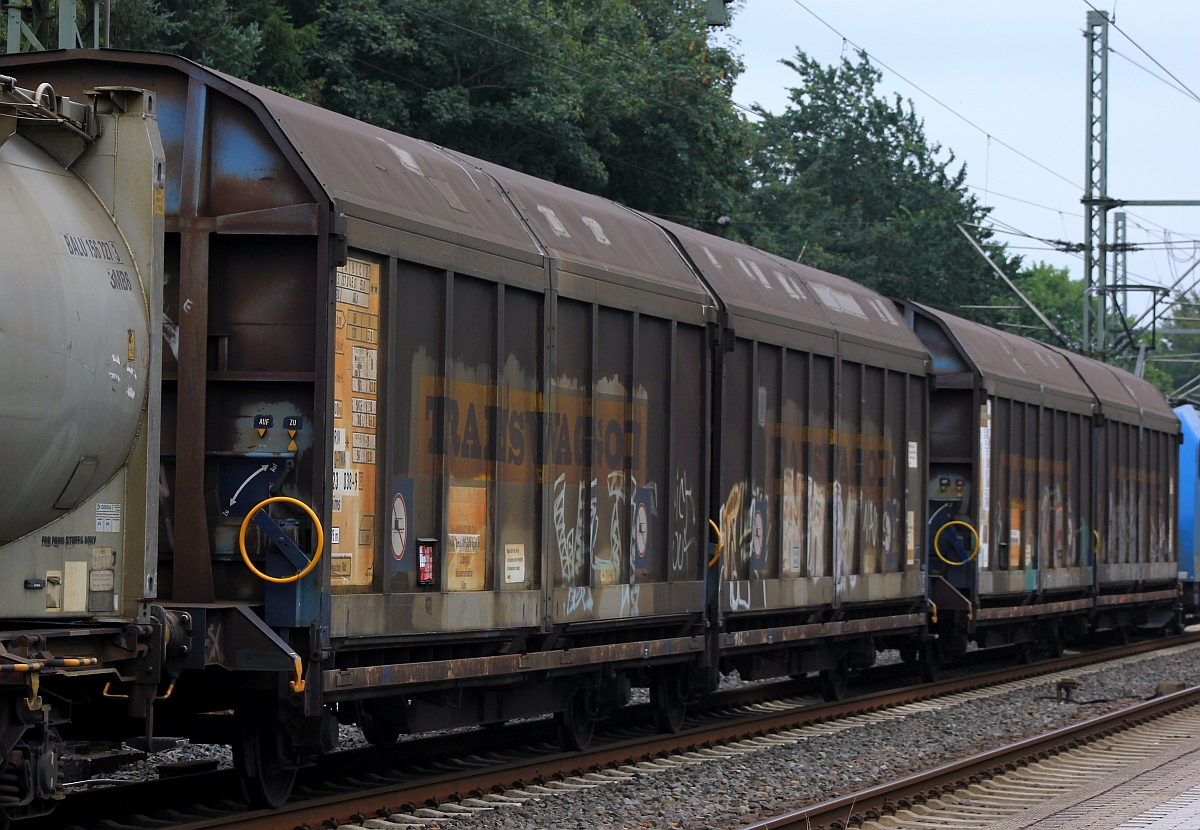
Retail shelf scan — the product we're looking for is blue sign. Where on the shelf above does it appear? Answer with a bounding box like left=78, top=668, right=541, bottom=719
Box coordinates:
left=217, top=457, right=283, bottom=518
left=750, top=501, right=768, bottom=570
left=631, top=488, right=653, bottom=569
left=389, top=477, right=415, bottom=572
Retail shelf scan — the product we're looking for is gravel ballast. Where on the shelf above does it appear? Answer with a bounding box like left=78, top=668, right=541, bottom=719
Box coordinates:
left=457, top=641, right=1200, bottom=830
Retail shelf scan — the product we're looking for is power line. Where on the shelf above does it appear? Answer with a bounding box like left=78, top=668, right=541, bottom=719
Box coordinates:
left=964, top=184, right=1083, bottom=218
left=787, top=0, right=1083, bottom=192
left=1083, top=0, right=1200, bottom=104
left=1109, top=47, right=1200, bottom=107
left=788, top=0, right=1200, bottom=254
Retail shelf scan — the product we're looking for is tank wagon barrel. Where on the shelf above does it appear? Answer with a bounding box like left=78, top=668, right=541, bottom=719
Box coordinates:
left=0, top=48, right=1184, bottom=817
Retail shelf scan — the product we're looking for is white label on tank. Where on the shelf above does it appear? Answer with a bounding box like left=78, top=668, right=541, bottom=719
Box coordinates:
left=505, top=544, right=526, bottom=584
left=91, top=548, right=115, bottom=569
left=95, top=503, right=121, bottom=534
left=908, top=441, right=919, bottom=469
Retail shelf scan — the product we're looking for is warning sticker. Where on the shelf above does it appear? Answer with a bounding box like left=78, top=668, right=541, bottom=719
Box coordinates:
left=908, top=441, right=919, bottom=470
left=505, top=543, right=525, bottom=584
left=89, top=569, right=114, bottom=592
left=95, top=503, right=122, bottom=534
left=448, top=485, right=487, bottom=591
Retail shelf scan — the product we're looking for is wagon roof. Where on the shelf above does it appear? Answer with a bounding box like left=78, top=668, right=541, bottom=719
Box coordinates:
left=907, top=303, right=1096, bottom=412
left=201, top=67, right=710, bottom=305
left=454, top=156, right=710, bottom=301
left=651, top=218, right=928, bottom=370
left=1048, top=346, right=1179, bottom=432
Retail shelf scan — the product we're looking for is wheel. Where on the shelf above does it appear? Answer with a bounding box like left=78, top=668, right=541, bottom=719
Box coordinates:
left=820, top=658, right=849, bottom=702
left=919, top=641, right=941, bottom=683
left=651, top=676, right=687, bottom=734
left=1119, top=626, right=1132, bottom=646
left=361, top=716, right=399, bottom=748
left=233, top=708, right=297, bottom=809
left=555, top=688, right=596, bottom=751
left=1047, top=636, right=1065, bottom=659
left=898, top=643, right=918, bottom=666
left=1017, top=640, right=1035, bottom=664
left=359, top=698, right=404, bottom=747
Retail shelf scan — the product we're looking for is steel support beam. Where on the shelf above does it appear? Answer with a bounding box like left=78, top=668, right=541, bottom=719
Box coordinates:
left=1083, top=9, right=1109, bottom=357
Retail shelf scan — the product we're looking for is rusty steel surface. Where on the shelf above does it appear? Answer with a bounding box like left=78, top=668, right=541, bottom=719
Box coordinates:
left=735, top=685, right=1200, bottom=830
left=165, top=634, right=1200, bottom=830
left=324, top=635, right=706, bottom=696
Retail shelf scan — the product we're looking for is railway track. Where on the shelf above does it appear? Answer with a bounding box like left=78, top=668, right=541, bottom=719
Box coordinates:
left=54, top=633, right=1200, bottom=830
left=739, top=678, right=1200, bottom=830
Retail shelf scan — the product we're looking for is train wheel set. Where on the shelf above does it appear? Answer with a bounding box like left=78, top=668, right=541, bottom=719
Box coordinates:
left=0, top=52, right=1191, bottom=817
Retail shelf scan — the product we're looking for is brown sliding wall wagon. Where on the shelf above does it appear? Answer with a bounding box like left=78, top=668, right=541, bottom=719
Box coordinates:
left=0, top=48, right=1183, bottom=817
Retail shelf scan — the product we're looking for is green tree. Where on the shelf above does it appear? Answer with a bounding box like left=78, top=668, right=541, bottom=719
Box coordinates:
left=986, top=262, right=1083, bottom=348
left=307, top=0, right=750, bottom=220
left=735, top=51, right=1017, bottom=320
left=110, top=0, right=317, bottom=95
left=1130, top=291, right=1200, bottom=397
left=111, top=0, right=750, bottom=221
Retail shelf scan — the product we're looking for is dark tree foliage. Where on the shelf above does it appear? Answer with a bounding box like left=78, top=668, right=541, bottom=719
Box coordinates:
left=110, top=0, right=750, bottom=221
left=736, top=51, right=1020, bottom=321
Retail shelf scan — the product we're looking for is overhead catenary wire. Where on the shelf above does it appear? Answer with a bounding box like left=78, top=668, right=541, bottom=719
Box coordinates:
left=788, top=0, right=1083, bottom=192
left=788, top=0, right=1200, bottom=254
left=1109, top=47, right=1200, bottom=107
left=1082, top=0, right=1200, bottom=105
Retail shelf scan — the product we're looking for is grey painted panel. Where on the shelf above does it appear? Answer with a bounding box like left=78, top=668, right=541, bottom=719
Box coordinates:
left=549, top=581, right=704, bottom=624
left=330, top=590, right=541, bottom=638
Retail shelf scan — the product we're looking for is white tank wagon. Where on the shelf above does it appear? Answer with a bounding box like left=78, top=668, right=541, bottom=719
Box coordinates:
left=1, top=98, right=146, bottom=536
left=0, top=76, right=177, bottom=818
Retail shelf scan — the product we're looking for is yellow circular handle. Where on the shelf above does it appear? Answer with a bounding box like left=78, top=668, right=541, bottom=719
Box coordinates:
left=238, top=496, right=324, bottom=584
left=708, top=519, right=724, bottom=567
left=933, top=520, right=979, bottom=566
left=1093, top=529, right=1101, bottom=554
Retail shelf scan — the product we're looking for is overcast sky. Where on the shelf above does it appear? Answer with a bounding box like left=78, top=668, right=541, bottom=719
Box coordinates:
left=718, top=0, right=1200, bottom=314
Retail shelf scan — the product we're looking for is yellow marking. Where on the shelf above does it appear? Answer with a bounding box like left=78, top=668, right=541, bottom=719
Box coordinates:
left=153, top=185, right=165, bottom=215
left=256, top=428, right=266, bottom=438
left=287, top=438, right=298, bottom=452
left=127, top=329, right=136, bottom=361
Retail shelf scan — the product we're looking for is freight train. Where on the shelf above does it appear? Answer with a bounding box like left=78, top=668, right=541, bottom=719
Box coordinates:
left=0, top=50, right=1184, bottom=817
